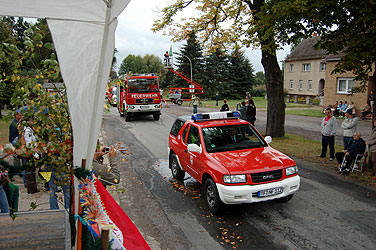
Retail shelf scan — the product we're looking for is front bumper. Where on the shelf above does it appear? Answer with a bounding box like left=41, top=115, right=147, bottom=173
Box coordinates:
left=127, top=104, right=161, bottom=113
left=216, top=175, right=300, bottom=204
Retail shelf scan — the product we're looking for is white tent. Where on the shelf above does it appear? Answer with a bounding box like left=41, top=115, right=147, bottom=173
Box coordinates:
left=0, top=0, right=130, bottom=168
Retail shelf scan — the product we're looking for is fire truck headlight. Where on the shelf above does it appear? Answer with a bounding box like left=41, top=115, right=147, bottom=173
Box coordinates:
left=154, top=104, right=160, bottom=108
left=129, top=105, right=135, bottom=109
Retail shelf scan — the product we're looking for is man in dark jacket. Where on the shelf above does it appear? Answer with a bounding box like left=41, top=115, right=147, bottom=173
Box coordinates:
left=335, top=132, right=366, bottom=174
left=9, top=111, right=23, bottom=145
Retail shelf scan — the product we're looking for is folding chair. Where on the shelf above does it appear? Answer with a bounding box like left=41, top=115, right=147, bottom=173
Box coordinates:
left=338, top=156, right=347, bottom=172
left=351, top=153, right=366, bottom=176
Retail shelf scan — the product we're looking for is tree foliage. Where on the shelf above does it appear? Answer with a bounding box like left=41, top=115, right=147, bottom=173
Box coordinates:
left=1, top=18, right=73, bottom=197
left=118, top=54, right=167, bottom=80
left=268, top=0, right=376, bottom=83
left=153, top=0, right=286, bottom=137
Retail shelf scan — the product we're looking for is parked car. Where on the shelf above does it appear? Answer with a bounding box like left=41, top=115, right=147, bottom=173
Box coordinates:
left=168, top=111, right=300, bottom=213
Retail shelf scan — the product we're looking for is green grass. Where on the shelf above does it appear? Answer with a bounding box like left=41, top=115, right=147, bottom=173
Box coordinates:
left=179, top=97, right=314, bottom=109
left=285, top=108, right=325, bottom=117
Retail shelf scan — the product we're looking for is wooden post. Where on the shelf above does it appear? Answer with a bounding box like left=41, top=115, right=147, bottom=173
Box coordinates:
left=76, top=158, right=86, bottom=250
left=101, top=226, right=110, bottom=250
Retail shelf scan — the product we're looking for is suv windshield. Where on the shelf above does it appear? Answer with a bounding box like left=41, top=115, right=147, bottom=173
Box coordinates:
left=202, top=124, right=267, bottom=153
left=127, top=78, right=159, bottom=93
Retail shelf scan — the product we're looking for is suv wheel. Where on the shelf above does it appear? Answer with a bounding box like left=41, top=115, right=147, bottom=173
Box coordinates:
left=204, top=178, right=223, bottom=214
left=170, top=154, right=185, bottom=180
left=177, top=99, right=183, bottom=106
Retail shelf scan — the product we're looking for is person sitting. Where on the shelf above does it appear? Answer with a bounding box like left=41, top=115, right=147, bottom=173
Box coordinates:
left=339, top=101, right=348, bottom=117
left=332, top=101, right=339, bottom=116
left=220, top=99, right=229, bottom=112
left=346, top=101, right=355, bottom=115
left=147, top=83, right=158, bottom=91
left=361, top=103, right=372, bottom=120
left=335, top=132, right=366, bottom=174
left=335, top=101, right=343, bottom=116
left=92, top=145, right=120, bottom=187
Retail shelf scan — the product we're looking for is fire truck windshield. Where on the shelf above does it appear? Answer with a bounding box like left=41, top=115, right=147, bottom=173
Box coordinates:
left=127, top=78, right=159, bottom=93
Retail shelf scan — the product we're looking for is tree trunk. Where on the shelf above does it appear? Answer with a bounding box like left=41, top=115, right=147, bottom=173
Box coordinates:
left=251, top=0, right=285, bottom=137
left=261, top=48, right=285, bottom=137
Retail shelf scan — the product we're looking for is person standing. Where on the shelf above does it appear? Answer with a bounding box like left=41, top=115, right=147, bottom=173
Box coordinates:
left=367, top=118, right=376, bottom=176
left=341, top=109, right=358, bottom=150
left=246, top=98, right=257, bottom=126
left=236, top=101, right=247, bottom=120
left=23, top=116, right=39, bottom=194
left=0, top=166, right=10, bottom=214
left=220, top=99, right=229, bottom=112
left=319, top=108, right=337, bottom=161
left=192, top=94, right=198, bottom=114
left=9, top=111, right=23, bottom=146
left=164, top=51, right=169, bottom=66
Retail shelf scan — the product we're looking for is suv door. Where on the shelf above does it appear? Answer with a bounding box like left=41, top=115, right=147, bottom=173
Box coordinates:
left=184, top=125, right=203, bottom=180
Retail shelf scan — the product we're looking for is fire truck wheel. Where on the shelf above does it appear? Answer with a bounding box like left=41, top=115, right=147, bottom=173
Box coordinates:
left=204, top=178, right=223, bottom=214
left=120, top=111, right=124, bottom=117
left=153, top=112, right=160, bottom=120
left=177, top=99, right=183, bottom=106
left=125, top=114, right=131, bottom=121
left=170, top=153, right=185, bottom=180
left=276, top=194, right=294, bottom=203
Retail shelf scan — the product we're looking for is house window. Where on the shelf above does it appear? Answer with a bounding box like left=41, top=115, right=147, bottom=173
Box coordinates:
left=320, top=62, right=326, bottom=71
left=302, top=63, right=311, bottom=72
left=308, top=80, right=312, bottom=90
left=289, top=80, right=293, bottom=89
left=299, top=80, right=303, bottom=90
left=337, top=78, right=355, bottom=94
left=289, top=64, right=294, bottom=72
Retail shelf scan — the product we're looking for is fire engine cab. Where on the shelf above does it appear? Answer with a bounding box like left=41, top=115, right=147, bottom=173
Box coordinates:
left=116, top=74, right=162, bottom=121
left=168, top=111, right=300, bottom=213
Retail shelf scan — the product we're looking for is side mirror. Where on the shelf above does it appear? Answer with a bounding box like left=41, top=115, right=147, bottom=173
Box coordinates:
left=188, top=144, right=202, bottom=154
left=264, top=136, right=272, bottom=144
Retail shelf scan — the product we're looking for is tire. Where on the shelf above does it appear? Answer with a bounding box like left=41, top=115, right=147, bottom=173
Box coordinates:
left=170, top=154, right=185, bottom=180
left=125, top=113, right=131, bottom=121
left=177, top=99, right=183, bottom=106
left=276, top=194, right=294, bottom=203
left=204, top=178, right=223, bottom=214
left=153, top=112, right=160, bottom=120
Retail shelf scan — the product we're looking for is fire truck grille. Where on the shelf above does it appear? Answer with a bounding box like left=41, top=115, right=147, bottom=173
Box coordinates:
left=251, top=169, right=283, bottom=183
left=135, top=98, right=154, bottom=104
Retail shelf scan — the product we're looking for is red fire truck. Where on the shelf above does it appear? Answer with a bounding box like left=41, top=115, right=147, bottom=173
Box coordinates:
left=117, top=74, right=162, bottom=121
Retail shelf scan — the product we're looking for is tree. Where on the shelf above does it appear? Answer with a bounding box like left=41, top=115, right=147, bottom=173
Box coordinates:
left=118, top=54, right=145, bottom=75
left=153, top=0, right=286, bottom=137
left=174, top=31, right=205, bottom=88
left=228, top=48, right=254, bottom=99
left=143, top=54, right=167, bottom=77
left=254, top=71, right=265, bottom=86
left=0, top=18, right=22, bottom=118
left=203, top=48, right=231, bottom=98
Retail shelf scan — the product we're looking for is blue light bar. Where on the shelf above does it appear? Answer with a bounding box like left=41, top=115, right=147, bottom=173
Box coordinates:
left=192, top=111, right=240, bottom=121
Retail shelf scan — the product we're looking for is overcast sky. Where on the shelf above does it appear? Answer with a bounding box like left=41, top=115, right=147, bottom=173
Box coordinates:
left=115, top=0, right=291, bottom=73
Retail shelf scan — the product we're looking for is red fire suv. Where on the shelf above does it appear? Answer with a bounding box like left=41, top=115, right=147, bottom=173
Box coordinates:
left=168, top=111, right=300, bottom=213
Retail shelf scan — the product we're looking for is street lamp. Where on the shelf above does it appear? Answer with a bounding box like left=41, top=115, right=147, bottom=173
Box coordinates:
left=174, top=52, right=193, bottom=81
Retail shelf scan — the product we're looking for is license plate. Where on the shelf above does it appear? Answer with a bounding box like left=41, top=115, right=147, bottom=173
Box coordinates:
left=140, top=105, right=150, bottom=109
left=258, top=187, right=283, bottom=197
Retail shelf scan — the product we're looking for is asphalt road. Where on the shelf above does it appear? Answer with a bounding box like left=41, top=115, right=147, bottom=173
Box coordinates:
left=100, top=105, right=376, bottom=250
